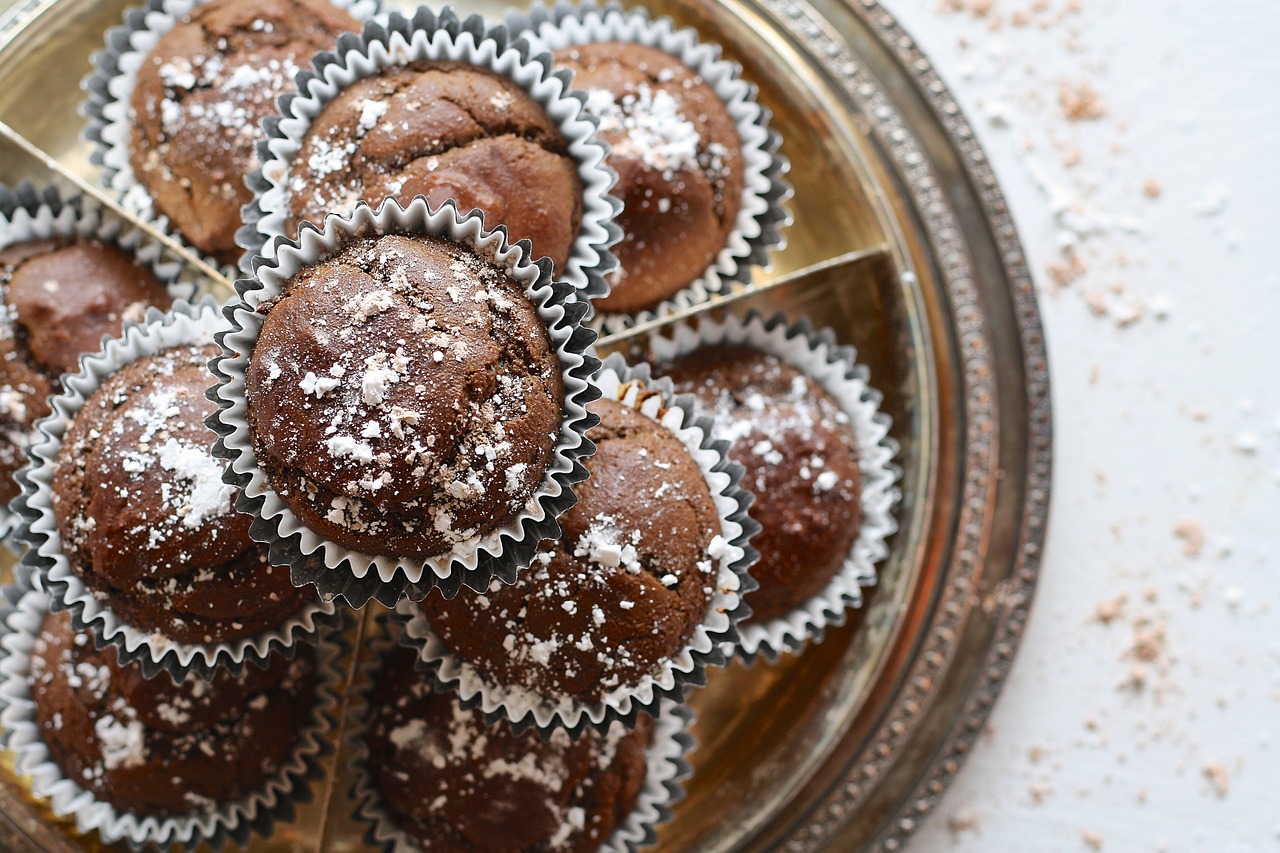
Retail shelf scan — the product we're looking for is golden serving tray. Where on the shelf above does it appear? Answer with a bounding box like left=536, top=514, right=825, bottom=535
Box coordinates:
left=0, top=0, right=1052, bottom=849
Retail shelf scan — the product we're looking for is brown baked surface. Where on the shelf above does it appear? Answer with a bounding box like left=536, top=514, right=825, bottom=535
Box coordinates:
left=30, top=610, right=315, bottom=816
left=420, top=396, right=720, bottom=703
left=52, top=344, right=310, bottom=644
left=246, top=233, right=564, bottom=559
left=657, top=345, right=862, bottom=623
left=553, top=42, right=744, bottom=314
left=365, top=644, right=652, bottom=852
left=286, top=60, right=582, bottom=271
left=131, top=0, right=360, bottom=263
left=0, top=238, right=172, bottom=506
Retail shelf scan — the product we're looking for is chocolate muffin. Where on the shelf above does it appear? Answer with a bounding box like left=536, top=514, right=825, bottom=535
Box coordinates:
left=657, top=345, right=862, bottom=623
left=30, top=610, right=315, bottom=815
left=365, top=644, right=652, bottom=852
left=52, top=344, right=310, bottom=644
left=0, top=238, right=172, bottom=506
left=246, top=233, right=564, bottom=559
left=284, top=61, right=582, bottom=270
left=553, top=43, right=744, bottom=314
left=130, top=0, right=361, bottom=263
left=419, top=396, right=724, bottom=703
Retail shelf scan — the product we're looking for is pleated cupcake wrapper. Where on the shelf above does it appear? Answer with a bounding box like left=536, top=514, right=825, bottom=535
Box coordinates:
left=396, top=352, right=758, bottom=738
left=646, top=310, right=901, bottom=663
left=348, top=619, right=695, bottom=853
left=510, top=1, right=792, bottom=332
left=0, top=181, right=202, bottom=542
left=0, top=588, right=346, bottom=852
left=12, top=298, right=342, bottom=681
left=209, top=198, right=600, bottom=609
left=239, top=5, right=621, bottom=302
left=81, top=0, right=382, bottom=278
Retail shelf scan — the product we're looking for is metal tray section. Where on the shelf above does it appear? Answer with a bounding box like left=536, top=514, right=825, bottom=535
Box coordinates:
left=0, top=0, right=1051, bottom=849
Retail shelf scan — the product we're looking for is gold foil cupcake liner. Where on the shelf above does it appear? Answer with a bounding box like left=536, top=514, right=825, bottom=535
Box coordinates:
left=81, top=0, right=382, bottom=278
left=348, top=618, right=695, bottom=853
left=13, top=298, right=342, bottom=680
left=646, top=310, right=901, bottom=662
left=239, top=5, right=621, bottom=300
left=0, top=589, right=346, bottom=852
left=209, top=197, right=600, bottom=608
left=0, top=181, right=202, bottom=542
left=512, top=1, right=792, bottom=332
left=396, top=352, right=758, bottom=738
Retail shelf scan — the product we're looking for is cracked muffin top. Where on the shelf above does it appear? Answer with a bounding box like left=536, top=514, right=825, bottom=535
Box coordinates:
left=284, top=60, right=583, bottom=272
left=52, top=344, right=311, bottom=645
left=130, top=0, right=360, bottom=264
left=245, top=233, right=565, bottom=559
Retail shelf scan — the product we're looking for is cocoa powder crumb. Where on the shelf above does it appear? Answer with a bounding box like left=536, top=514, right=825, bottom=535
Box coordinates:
left=1059, top=80, right=1106, bottom=121
left=1202, top=762, right=1230, bottom=798
left=1173, top=519, right=1205, bottom=557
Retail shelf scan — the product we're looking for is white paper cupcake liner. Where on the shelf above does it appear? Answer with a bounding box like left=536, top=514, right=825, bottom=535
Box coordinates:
left=511, top=1, right=792, bottom=332
left=209, top=197, right=600, bottom=608
left=0, top=589, right=345, bottom=852
left=81, top=0, right=381, bottom=277
left=12, top=298, right=342, bottom=680
left=0, top=181, right=202, bottom=542
left=397, top=352, right=758, bottom=737
left=238, top=5, right=621, bottom=301
left=647, top=310, right=901, bottom=662
left=348, top=619, right=695, bottom=853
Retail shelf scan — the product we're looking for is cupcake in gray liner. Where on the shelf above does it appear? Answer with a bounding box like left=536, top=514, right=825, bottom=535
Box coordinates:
left=513, top=1, right=791, bottom=330
left=350, top=622, right=694, bottom=853
left=239, top=5, right=620, bottom=298
left=398, top=354, right=757, bottom=736
left=82, top=0, right=379, bottom=269
left=646, top=311, right=900, bottom=662
left=15, top=299, right=339, bottom=680
left=209, top=198, right=600, bottom=608
left=0, top=588, right=344, bottom=851
left=0, top=182, right=198, bottom=541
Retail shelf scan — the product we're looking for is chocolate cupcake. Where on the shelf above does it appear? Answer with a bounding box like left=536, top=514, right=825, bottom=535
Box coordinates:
left=363, top=644, right=652, bottom=852
left=553, top=42, right=743, bottom=314
left=30, top=609, right=313, bottom=817
left=0, top=238, right=173, bottom=509
left=0, top=588, right=344, bottom=850
left=400, top=356, right=755, bottom=733
left=285, top=60, right=583, bottom=272
left=419, top=396, right=722, bottom=702
left=659, top=345, right=861, bottom=623
left=241, top=7, right=618, bottom=298
left=52, top=343, right=311, bottom=645
left=210, top=199, right=598, bottom=606
left=246, top=232, right=565, bottom=560
left=127, top=0, right=361, bottom=264
left=646, top=313, right=899, bottom=660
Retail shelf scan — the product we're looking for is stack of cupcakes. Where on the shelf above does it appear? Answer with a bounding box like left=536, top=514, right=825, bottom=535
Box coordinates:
left=0, top=0, right=904, bottom=850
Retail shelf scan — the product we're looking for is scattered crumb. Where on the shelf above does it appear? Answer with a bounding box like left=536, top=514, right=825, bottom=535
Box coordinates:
left=1202, top=762, right=1230, bottom=798
left=1082, top=829, right=1104, bottom=849
left=946, top=807, right=982, bottom=836
left=1027, top=745, right=1046, bottom=764
left=1142, top=178, right=1162, bottom=199
left=1173, top=519, right=1205, bottom=557
left=1048, top=250, right=1088, bottom=288
left=1058, top=80, right=1106, bottom=121
left=1135, top=787, right=1147, bottom=804
left=938, top=0, right=995, bottom=18
left=1092, top=593, right=1127, bottom=625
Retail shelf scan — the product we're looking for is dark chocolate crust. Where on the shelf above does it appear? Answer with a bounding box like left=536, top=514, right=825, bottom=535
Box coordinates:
left=365, top=644, right=652, bottom=852
left=285, top=60, right=582, bottom=271
left=553, top=42, right=744, bottom=314
left=52, top=344, right=310, bottom=643
left=246, top=233, right=564, bottom=559
left=30, top=610, right=315, bottom=816
left=657, top=345, right=863, bottom=623
left=130, top=0, right=360, bottom=263
left=0, top=238, right=172, bottom=505
left=420, top=396, right=720, bottom=702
